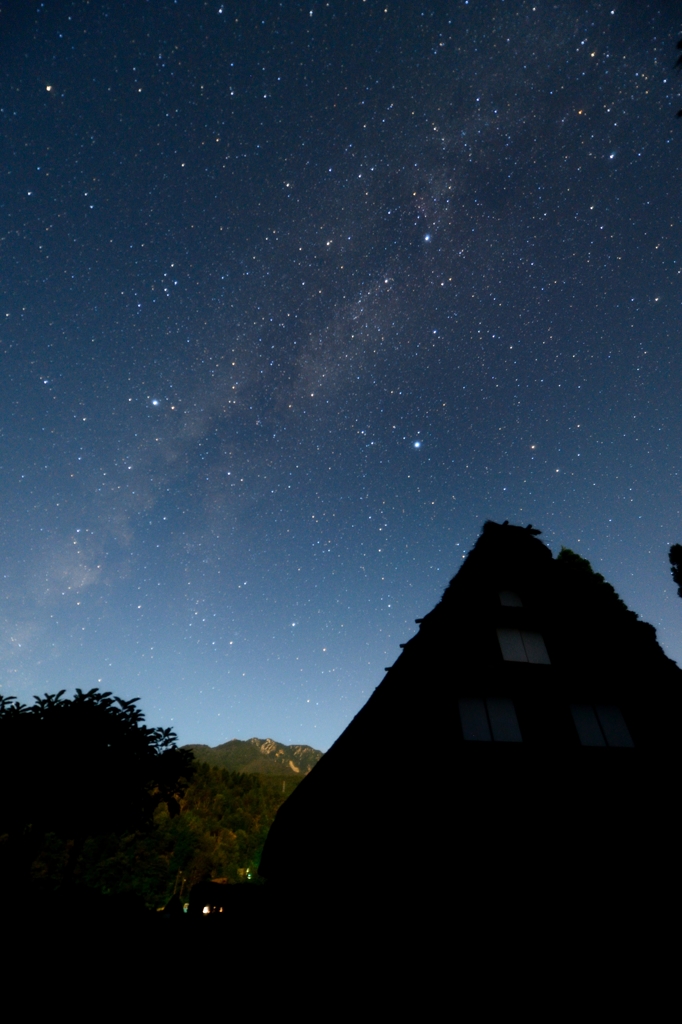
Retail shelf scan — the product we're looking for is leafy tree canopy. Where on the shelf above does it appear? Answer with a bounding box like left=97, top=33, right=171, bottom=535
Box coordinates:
left=0, top=688, right=194, bottom=879
left=669, top=544, right=682, bottom=598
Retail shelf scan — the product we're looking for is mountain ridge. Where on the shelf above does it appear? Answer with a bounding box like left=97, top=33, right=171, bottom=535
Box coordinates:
left=183, top=736, right=322, bottom=775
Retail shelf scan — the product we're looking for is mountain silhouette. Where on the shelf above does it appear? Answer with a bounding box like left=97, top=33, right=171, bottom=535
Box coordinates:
left=183, top=737, right=322, bottom=775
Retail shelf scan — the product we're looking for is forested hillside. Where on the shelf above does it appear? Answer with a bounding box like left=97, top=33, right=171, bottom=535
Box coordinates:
left=32, top=764, right=302, bottom=908
left=0, top=691, right=316, bottom=910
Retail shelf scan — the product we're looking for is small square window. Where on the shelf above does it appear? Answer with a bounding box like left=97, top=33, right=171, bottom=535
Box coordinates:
left=497, top=628, right=527, bottom=662
left=459, top=697, right=522, bottom=743
left=486, top=697, right=523, bottom=743
left=459, top=697, right=491, bottom=742
left=570, top=704, right=605, bottom=747
left=497, top=628, right=550, bottom=664
left=521, top=631, right=551, bottom=665
left=595, top=705, right=634, bottom=748
left=570, top=704, right=634, bottom=748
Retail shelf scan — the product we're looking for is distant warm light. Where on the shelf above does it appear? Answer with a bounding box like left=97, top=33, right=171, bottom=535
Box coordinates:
left=202, top=905, right=211, bottom=915
left=46, top=85, right=52, bottom=92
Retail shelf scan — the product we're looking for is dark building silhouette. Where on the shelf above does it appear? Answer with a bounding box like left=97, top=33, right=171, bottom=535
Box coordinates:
left=259, top=521, right=679, bottom=927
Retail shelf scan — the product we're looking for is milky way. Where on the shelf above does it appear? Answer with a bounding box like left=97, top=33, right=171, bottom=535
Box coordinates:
left=1, top=1, right=681, bottom=748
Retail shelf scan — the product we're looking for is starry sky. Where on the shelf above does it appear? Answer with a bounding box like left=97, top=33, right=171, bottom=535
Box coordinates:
left=1, top=0, right=681, bottom=750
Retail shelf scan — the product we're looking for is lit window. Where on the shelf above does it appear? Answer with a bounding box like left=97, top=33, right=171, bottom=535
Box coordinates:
left=459, top=697, right=522, bottom=743
left=570, top=704, right=634, bottom=748
left=497, top=628, right=550, bottom=664
left=499, top=590, right=523, bottom=607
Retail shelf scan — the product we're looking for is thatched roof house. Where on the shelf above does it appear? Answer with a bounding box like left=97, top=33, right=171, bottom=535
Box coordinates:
left=260, top=521, right=679, bottom=924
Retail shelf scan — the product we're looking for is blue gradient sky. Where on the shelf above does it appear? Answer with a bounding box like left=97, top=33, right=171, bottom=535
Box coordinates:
left=1, top=0, right=681, bottom=749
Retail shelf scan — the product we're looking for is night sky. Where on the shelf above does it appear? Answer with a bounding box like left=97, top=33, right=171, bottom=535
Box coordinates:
left=1, top=1, right=681, bottom=750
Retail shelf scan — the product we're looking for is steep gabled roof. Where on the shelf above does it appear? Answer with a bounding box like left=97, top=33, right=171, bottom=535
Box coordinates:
left=259, top=521, right=680, bottom=898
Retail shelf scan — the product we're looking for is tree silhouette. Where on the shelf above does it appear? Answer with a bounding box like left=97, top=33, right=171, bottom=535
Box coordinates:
left=0, top=688, right=194, bottom=886
left=670, top=544, right=682, bottom=599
